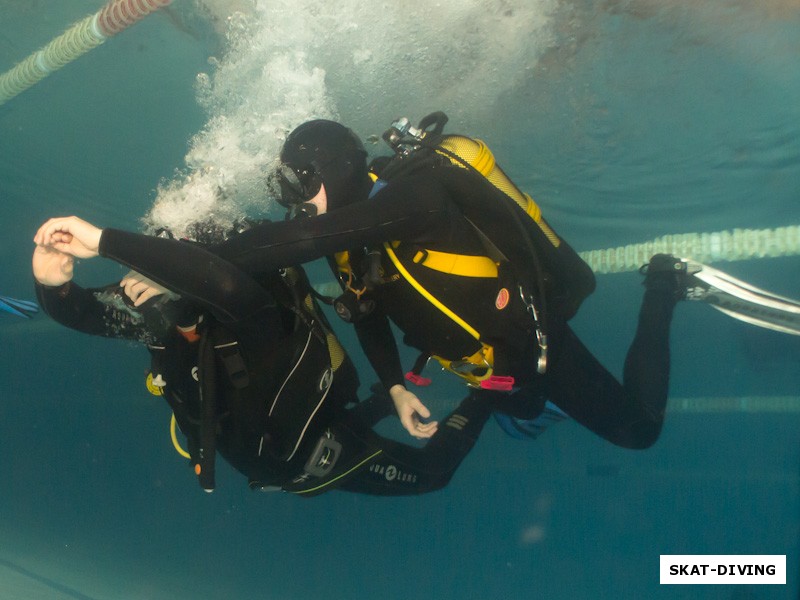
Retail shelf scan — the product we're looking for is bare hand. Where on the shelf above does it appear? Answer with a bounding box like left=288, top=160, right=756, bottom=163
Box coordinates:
left=120, top=270, right=178, bottom=307
left=389, top=384, right=438, bottom=439
left=33, top=216, right=102, bottom=259
left=32, top=244, right=75, bottom=286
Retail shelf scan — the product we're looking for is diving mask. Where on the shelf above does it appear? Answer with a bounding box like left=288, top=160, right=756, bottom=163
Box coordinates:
left=276, top=163, right=321, bottom=207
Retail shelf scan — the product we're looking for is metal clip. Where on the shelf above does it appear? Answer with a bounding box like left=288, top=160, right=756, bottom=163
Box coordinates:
left=519, top=286, right=548, bottom=374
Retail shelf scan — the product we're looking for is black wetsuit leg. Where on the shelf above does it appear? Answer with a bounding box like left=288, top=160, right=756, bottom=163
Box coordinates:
left=543, top=286, right=677, bottom=449
left=339, top=393, right=493, bottom=496
left=285, top=392, right=494, bottom=497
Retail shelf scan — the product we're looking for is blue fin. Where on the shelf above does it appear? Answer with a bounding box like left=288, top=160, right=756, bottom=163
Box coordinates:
left=0, top=295, right=40, bottom=319
left=494, top=401, right=569, bottom=440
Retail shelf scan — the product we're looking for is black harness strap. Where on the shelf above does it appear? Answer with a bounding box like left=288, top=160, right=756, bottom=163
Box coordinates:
left=196, top=328, right=218, bottom=492
left=213, top=330, right=249, bottom=389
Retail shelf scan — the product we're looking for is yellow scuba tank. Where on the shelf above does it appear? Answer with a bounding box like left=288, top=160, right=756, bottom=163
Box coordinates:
left=436, top=135, right=561, bottom=248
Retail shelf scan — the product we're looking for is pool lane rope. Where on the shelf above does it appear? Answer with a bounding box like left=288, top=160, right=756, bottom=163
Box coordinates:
left=579, top=225, right=800, bottom=274
left=0, top=0, right=172, bottom=106
left=668, top=396, right=800, bottom=414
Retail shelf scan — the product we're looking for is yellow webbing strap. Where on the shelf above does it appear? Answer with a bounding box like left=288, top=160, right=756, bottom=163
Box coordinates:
left=412, top=249, right=499, bottom=278
left=384, top=242, right=480, bottom=340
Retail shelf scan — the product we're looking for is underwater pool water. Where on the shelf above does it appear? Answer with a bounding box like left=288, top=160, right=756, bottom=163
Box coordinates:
left=0, top=1, right=798, bottom=598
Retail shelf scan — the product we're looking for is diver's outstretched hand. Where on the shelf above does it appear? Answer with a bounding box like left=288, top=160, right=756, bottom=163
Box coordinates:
left=389, top=384, right=439, bottom=439
left=32, top=244, right=75, bottom=287
left=34, top=216, right=102, bottom=259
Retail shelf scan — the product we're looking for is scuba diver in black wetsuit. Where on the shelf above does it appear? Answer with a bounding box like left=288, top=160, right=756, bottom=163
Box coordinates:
left=198, top=112, right=689, bottom=449
left=32, top=217, right=494, bottom=496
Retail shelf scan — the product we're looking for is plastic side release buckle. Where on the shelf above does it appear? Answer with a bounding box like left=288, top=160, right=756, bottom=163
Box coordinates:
left=479, top=375, right=515, bottom=392
left=405, top=371, right=432, bottom=387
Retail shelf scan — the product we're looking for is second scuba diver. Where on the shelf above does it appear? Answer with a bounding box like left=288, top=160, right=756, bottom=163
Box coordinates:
left=32, top=217, right=497, bottom=496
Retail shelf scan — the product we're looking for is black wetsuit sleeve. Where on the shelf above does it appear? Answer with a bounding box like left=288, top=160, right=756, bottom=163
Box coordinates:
left=207, top=174, right=456, bottom=389
left=99, top=229, right=275, bottom=324
left=35, top=280, right=153, bottom=341
left=353, top=310, right=405, bottom=390
left=212, top=176, right=454, bottom=274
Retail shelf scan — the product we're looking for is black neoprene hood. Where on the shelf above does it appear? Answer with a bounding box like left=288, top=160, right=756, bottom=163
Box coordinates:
left=280, top=119, right=371, bottom=210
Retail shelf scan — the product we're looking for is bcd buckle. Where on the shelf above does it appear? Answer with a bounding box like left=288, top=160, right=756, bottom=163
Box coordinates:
left=304, top=433, right=342, bottom=478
